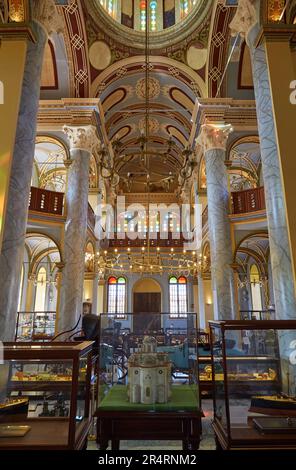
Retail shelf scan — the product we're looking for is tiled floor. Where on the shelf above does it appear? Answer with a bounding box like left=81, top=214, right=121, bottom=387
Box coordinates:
left=88, top=400, right=216, bottom=451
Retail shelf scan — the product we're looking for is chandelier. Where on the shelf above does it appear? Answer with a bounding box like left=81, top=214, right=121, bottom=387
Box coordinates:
left=91, top=3, right=202, bottom=278
left=87, top=248, right=210, bottom=278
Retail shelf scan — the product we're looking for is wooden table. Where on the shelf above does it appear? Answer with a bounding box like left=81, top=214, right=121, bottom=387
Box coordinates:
left=96, top=385, right=203, bottom=451
left=213, top=418, right=296, bottom=450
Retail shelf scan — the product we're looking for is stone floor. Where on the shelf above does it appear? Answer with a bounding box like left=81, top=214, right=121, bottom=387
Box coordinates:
left=88, top=400, right=216, bottom=451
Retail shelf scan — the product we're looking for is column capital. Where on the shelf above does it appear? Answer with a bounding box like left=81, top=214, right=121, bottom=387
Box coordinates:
left=63, top=125, right=100, bottom=153
left=229, top=0, right=259, bottom=40
left=196, top=124, right=233, bottom=153
left=31, top=0, right=64, bottom=35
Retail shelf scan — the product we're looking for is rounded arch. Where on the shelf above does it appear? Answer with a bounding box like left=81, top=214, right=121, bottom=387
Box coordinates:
left=25, top=232, right=63, bottom=276
left=34, top=135, right=69, bottom=192
left=91, top=55, right=207, bottom=98
left=132, top=277, right=162, bottom=294
left=228, top=135, right=262, bottom=190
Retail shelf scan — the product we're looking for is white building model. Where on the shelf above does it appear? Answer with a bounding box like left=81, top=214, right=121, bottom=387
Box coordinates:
left=127, top=336, right=172, bottom=405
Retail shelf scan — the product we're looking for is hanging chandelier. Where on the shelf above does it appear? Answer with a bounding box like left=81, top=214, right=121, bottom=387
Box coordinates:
left=88, top=247, right=210, bottom=278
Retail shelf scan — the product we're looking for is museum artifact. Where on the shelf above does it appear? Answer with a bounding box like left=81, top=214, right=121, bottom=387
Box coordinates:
left=127, top=336, right=172, bottom=404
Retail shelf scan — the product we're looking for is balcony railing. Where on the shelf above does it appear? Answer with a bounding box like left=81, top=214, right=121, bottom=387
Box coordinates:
left=232, top=187, right=266, bottom=215
left=29, top=187, right=64, bottom=216
left=109, top=231, right=194, bottom=248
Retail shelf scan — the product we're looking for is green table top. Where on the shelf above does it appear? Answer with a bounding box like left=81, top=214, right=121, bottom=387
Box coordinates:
left=98, top=384, right=200, bottom=412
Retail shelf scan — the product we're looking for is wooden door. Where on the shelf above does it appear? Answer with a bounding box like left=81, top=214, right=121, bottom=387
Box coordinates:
left=133, top=293, right=161, bottom=334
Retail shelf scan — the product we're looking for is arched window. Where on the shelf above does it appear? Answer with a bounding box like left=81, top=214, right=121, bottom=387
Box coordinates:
left=169, top=276, right=187, bottom=318
left=181, top=0, right=190, bottom=19
left=107, top=276, right=126, bottom=314
left=140, top=0, right=146, bottom=31
left=150, top=1, right=157, bottom=31
left=34, top=267, right=47, bottom=312
left=250, top=264, right=263, bottom=312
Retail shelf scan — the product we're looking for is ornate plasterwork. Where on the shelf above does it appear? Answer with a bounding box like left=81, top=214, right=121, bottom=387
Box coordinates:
left=196, top=124, right=233, bottom=153
left=31, top=0, right=64, bottom=35
left=135, top=77, right=161, bottom=100
left=63, top=125, right=100, bottom=153
left=229, top=0, right=259, bottom=39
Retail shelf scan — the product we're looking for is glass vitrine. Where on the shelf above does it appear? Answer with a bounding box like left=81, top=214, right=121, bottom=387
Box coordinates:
left=15, top=312, right=56, bottom=341
left=209, top=320, right=296, bottom=450
left=0, top=342, right=94, bottom=450
left=97, top=313, right=200, bottom=413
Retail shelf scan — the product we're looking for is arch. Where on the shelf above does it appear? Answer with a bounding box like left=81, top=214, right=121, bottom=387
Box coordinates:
left=91, top=55, right=207, bottom=98
left=34, top=135, right=69, bottom=191
left=132, top=277, right=162, bottom=294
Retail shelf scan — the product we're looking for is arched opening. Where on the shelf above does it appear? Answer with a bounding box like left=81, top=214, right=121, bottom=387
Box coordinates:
left=250, top=264, right=263, bottom=312
left=132, top=278, right=162, bottom=332
left=34, top=267, right=47, bottom=312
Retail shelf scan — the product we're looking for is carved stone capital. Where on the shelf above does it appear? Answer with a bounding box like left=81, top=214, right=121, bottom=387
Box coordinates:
left=31, top=0, right=64, bottom=35
left=63, top=125, right=100, bottom=153
left=229, top=0, right=258, bottom=40
left=196, top=124, right=233, bottom=153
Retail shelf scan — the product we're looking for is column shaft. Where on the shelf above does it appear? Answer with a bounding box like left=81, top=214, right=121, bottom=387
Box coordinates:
left=204, top=149, right=236, bottom=320
left=58, top=149, right=90, bottom=333
left=0, top=22, right=47, bottom=341
left=248, top=28, right=296, bottom=319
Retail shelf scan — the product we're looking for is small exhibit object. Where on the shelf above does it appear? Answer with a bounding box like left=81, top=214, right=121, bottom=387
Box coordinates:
left=127, top=336, right=172, bottom=405
left=0, top=425, right=31, bottom=438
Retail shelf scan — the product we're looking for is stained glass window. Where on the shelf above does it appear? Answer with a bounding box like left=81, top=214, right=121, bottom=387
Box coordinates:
left=107, top=276, right=126, bottom=314
left=140, top=0, right=146, bottom=31
left=169, top=276, right=188, bottom=318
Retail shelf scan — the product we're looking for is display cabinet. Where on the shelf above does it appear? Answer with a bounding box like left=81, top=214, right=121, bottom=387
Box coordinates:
left=15, top=312, right=56, bottom=341
left=209, top=320, right=296, bottom=450
left=0, top=342, right=94, bottom=450
left=96, top=313, right=202, bottom=450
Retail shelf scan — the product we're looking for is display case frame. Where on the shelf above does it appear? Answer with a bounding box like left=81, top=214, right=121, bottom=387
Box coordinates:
left=95, top=312, right=203, bottom=450
left=0, top=341, right=94, bottom=450
left=209, top=320, right=296, bottom=450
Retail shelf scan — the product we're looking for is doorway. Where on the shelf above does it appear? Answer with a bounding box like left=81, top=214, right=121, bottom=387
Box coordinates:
left=133, top=278, right=162, bottom=333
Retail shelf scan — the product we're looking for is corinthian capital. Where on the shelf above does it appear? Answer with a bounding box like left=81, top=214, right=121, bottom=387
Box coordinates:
left=196, top=124, right=233, bottom=153
left=63, top=125, right=100, bottom=153
left=31, top=0, right=64, bottom=35
left=229, top=0, right=258, bottom=39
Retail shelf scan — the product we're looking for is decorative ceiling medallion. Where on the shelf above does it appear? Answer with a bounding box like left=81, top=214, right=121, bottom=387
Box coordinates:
left=186, top=45, right=207, bottom=71
left=136, top=77, right=160, bottom=100
left=89, top=41, right=112, bottom=70
left=139, top=117, right=160, bottom=134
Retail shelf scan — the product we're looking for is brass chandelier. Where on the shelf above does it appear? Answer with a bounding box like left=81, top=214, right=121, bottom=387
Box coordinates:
left=92, top=3, right=203, bottom=278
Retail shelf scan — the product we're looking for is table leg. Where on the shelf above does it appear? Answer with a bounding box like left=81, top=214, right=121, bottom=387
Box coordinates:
left=112, top=439, right=120, bottom=450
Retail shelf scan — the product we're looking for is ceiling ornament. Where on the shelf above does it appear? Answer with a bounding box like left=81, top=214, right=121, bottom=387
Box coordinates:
left=135, top=77, right=160, bottom=100
left=138, top=117, right=160, bottom=135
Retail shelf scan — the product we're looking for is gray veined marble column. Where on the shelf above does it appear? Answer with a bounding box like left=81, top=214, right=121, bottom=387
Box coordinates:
left=230, top=1, right=296, bottom=320
left=0, top=4, right=63, bottom=340
left=58, top=126, right=100, bottom=334
left=197, top=124, right=236, bottom=320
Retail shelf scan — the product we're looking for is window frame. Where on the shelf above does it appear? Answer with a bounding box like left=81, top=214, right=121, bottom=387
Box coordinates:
left=169, top=275, right=188, bottom=319
left=107, top=276, right=127, bottom=319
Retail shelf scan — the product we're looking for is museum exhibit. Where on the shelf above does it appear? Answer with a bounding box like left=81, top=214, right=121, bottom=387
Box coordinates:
left=1, top=0, right=296, bottom=456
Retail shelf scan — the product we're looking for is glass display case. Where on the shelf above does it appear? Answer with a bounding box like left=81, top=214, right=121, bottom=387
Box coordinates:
left=15, top=312, right=56, bottom=341
left=96, top=313, right=202, bottom=450
left=0, top=342, right=94, bottom=450
left=209, top=320, right=296, bottom=450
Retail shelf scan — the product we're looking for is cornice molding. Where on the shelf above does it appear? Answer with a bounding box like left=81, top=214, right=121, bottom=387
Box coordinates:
left=37, top=99, right=101, bottom=131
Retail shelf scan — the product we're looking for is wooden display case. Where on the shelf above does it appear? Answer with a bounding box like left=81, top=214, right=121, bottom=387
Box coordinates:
left=0, top=342, right=94, bottom=450
left=209, top=320, right=296, bottom=450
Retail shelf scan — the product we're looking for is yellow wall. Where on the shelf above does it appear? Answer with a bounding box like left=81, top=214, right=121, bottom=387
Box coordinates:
left=133, top=278, right=162, bottom=293
left=0, top=39, right=27, bottom=250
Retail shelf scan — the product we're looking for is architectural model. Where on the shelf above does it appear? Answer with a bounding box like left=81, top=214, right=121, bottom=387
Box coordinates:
left=128, top=336, right=172, bottom=405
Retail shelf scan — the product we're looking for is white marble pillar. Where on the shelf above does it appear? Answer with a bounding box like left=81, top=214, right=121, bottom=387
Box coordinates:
left=0, top=3, right=63, bottom=341
left=197, top=124, right=236, bottom=320
left=230, top=1, right=296, bottom=320
left=58, top=126, right=100, bottom=334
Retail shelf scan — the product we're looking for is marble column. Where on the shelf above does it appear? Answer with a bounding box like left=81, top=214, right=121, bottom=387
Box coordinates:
left=0, top=3, right=63, bottom=341
left=58, top=126, right=100, bottom=334
left=197, top=124, right=236, bottom=320
left=230, top=1, right=296, bottom=320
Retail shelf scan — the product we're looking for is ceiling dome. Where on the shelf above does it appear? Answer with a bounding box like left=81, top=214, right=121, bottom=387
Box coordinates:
left=98, top=0, right=200, bottom=32
left=88, top=0, right=211, bottom=49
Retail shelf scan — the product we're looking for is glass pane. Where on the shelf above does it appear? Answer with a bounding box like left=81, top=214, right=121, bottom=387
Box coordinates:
left=98, top=313, right=199, bottom=414
left=211, top=325, right=227, bottom=430
left=169, top=284, right=178, bottom=314
left=107, top=285, right=117, bottom=314
left=178, top=284, right=187, bottom=314
left=116, top=284, right=126, bottom=313
left=76, top=355, right=88, bottom=438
